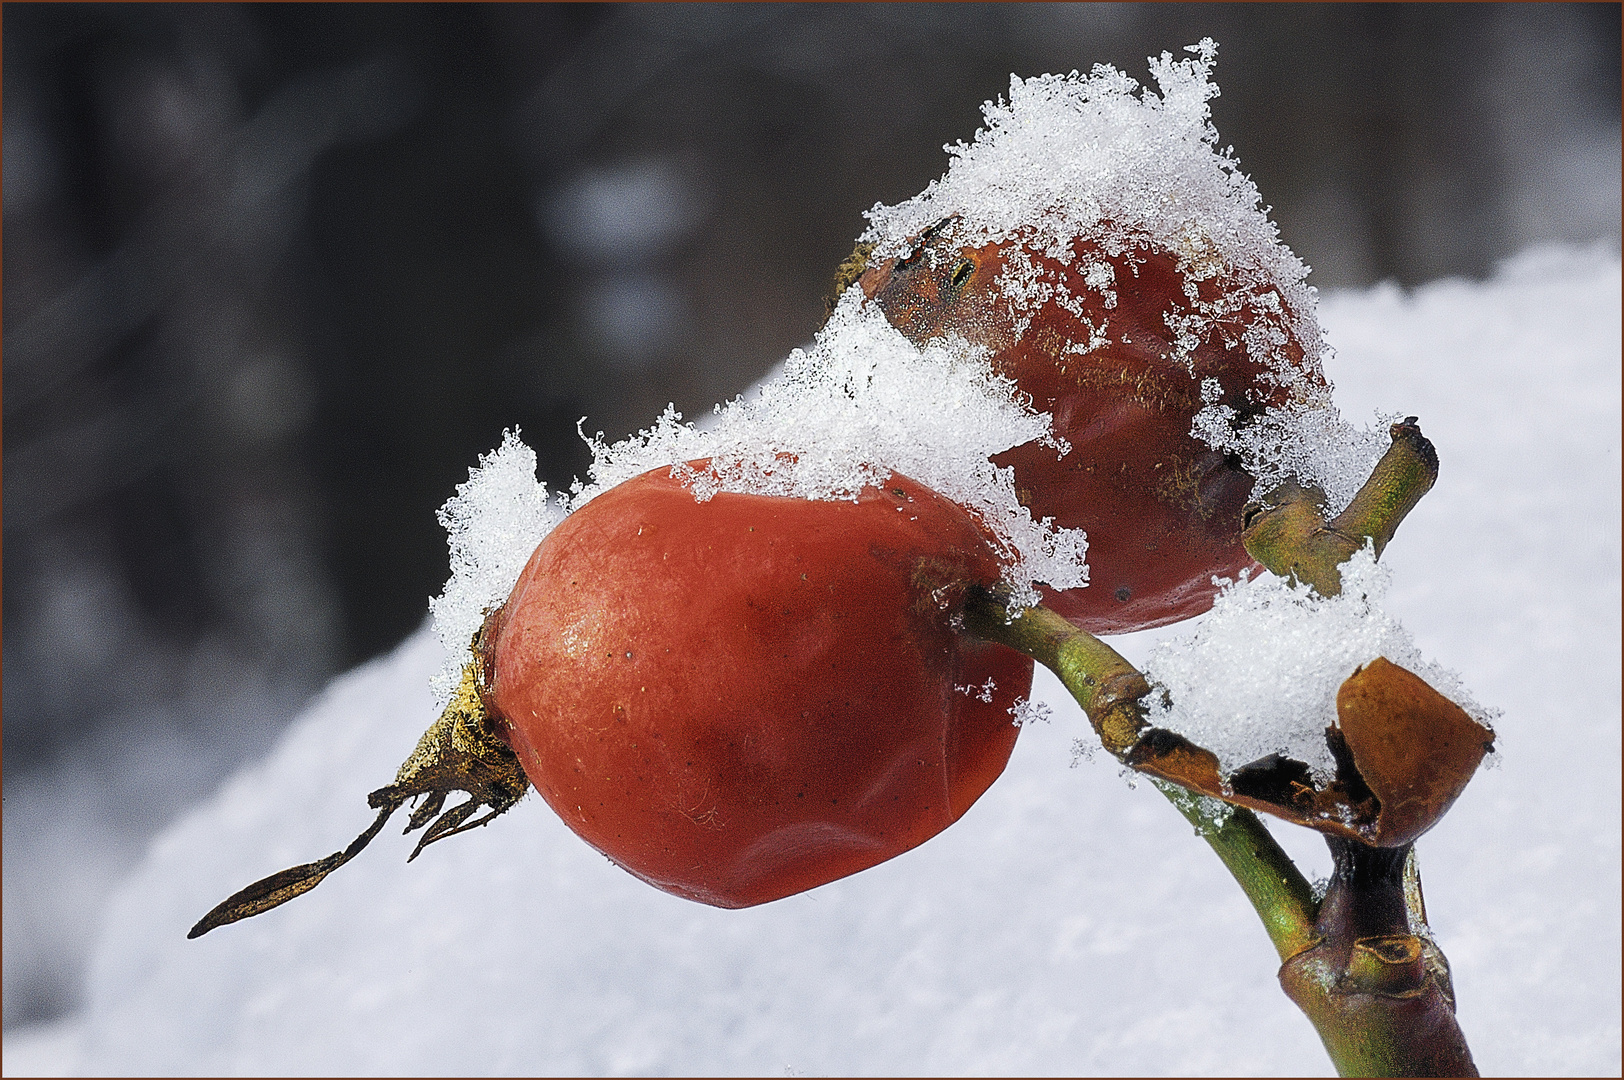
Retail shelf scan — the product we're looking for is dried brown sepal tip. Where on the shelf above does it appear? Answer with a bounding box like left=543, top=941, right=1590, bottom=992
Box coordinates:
left=186, top=804, right=397, bottom=939
left=187, top=652, right=529, bottom=939
left=1126, top=657, right=1494, bottom=848
left=372, top=645, right=530, bottom=863
left=824, top=240, right=875, bottom=317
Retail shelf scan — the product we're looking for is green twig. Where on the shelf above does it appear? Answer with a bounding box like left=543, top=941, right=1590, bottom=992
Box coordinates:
left=962, top=589, right=1319, bottom=960
left=1155, top=781, right=1320, bottom=962
left=962, top=598, right=1149, bottom=756
left=964, top=418, right=1479, bottom=1076
left=1240, top=418, right=1439, bottom=596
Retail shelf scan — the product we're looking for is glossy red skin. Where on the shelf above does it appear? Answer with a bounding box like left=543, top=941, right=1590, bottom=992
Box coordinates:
left=861, top=231, right=1320, bottom=634
left=484, top=465, right=1031, bottom=908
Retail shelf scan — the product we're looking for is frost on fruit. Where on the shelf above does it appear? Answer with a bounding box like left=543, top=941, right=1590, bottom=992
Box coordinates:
left=429, top=430, right=562, bottom=705
left=582, top=292, right=1088, bottom=609
left=1140, top=544, right=1500, bottom=784
left=860, top=39, right=1321, bottom=393
left=858, top=38, right=1392, bottom=515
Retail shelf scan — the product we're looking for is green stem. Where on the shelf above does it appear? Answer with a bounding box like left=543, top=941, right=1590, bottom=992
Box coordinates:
left=1241, top=418, right=1439, bottom=596
left=1154, top=781, right=1320, bottom=962
left=963, top=596, right=1149, bottom=755
left=963, top=411, right=1476, bottom=1075
left=962, top=589, right=1319, bottom=960
left=1279, top=839, right=1478, bottom=1076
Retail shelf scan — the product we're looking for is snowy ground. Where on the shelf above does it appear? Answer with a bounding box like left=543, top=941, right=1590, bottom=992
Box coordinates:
left=4, top=245, right=1618, bottom=1076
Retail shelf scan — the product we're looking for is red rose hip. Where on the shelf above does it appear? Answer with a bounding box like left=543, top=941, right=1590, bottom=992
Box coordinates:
left=860, top=230, right=1322, bottom=634
left=482, top=464, right=1032, bottom=908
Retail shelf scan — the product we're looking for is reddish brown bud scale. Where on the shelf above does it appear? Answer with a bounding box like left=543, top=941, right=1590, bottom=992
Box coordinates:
left=1121, top=657, right=1491, bottom=848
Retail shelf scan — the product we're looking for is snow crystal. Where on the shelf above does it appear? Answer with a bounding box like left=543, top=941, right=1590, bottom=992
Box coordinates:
left=1190, top=381, right=1397, bottom=515
left=1151, top=778, right=1235, bottom=836
left=1141, top=544, right=1499, bottom=783
left=956, top=678, right=997, bottom=704
left=582, top=291, right=1087, bottom=607
left=1008, top=696, right=1053, bottom=727
left=860, top=39, right=1322, bottom=395
left=855, top=40, right=1396, bottom=511
left=427, top=431, right=562, bottom=704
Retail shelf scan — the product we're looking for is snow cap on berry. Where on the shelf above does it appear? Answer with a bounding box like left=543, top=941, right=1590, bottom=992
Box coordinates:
left=429, top=431, right=564, bottom=704
left=580, top=290, right=1090, bottom=609
left=860, top=40, right=1391, bottom=513
left=430, top=294, right=1091, bottom=704
left=861, top=40, right=1320, bottom=378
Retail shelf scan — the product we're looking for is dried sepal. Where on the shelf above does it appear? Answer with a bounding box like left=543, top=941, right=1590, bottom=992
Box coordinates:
left=1334, top=657, right=1494, bottom=846
left=186, top=804, right=396, bottom=939
left=1126, top=657, right=1492, bottom=847
left=824, top=239, right=875, bottom=316
left=188, top=633, right=528, bottom=939
left=368, top=639, right=530, bottom=862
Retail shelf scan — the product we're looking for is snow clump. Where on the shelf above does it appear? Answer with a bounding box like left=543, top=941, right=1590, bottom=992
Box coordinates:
left=580, top=290, right=1087, bottom=607
left=428, top=430, right=565, bottom=703
left=861, top=39, right=1322, bottom=385
left=1141, top=544, right=1500, bottom=783
left=430, top=293, right=1089, bottom=697
left=860, top=39, right=1390, bottom=514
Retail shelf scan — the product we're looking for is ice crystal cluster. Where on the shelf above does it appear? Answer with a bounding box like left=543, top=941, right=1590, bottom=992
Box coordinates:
left=1191, top=383, right=1394, bottom=516
left=1141, top=545, right=1499, bottom=782
left=861, top=38, right=1389, bottom=513
left=429, top=294, right=1088, bottom=703
left=581, top=293, right=1087, bottom=597
left=428, top=432, right=565, bottom=703
left=862, top=40, right=1320, bottom=377
left=433, top=41, right=1403, bottom=699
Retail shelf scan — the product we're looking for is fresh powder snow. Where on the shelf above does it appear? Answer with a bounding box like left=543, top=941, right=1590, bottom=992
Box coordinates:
left=1140, top=544, right=1499, bottom=783
left=430, top=41, right=1387, bottom=707
left=428, top=431, right=566, bottom=705
left=861, top=38, right=1393, bottom=516
left=427, top=289, right=1088, bottom=702
left=861, top=40, right=1321, bottom=379
left=577, top=290, right=1087, bottom=607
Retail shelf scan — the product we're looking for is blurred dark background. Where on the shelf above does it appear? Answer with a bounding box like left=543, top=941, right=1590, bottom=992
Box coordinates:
left=3, top=2, right=1619, bottom=1032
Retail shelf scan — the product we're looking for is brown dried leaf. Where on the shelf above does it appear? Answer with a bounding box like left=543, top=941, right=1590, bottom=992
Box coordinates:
left=1129, top=731, right=1380, bottom=843
left=1336, top=657, right=1494, bottom=846
left=1128, top=658, right=1491, bottom=847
